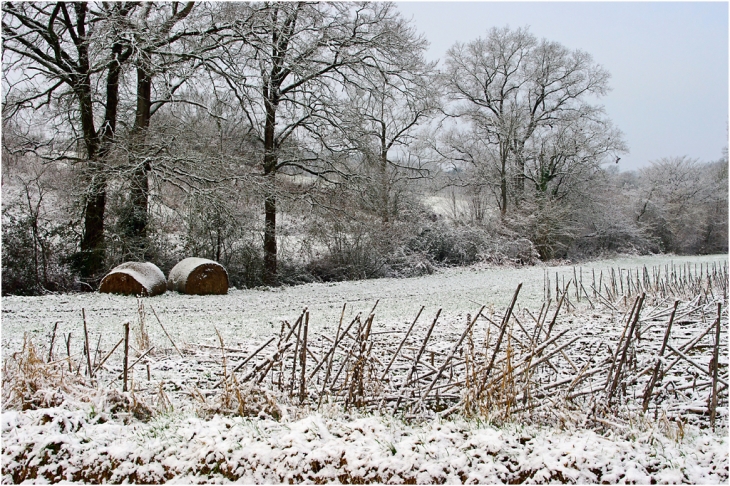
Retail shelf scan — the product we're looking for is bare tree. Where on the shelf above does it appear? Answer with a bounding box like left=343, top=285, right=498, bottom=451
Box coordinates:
left=337, top=39, right=439, bottom=223
left=442, top=26, right=613, bottom=216
left=2, top=2, right=138, bottom=280
left=207, top=1, right=425, bottom=284
left=112, top=2, right=236, bottom=261
left=523, top=105, right=626, bottom=200
left=636, top=155, right=727, bottom=254
left=120, top=2, right=195, bottom=259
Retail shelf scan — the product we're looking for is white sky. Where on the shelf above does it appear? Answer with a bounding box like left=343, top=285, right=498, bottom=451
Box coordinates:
left=396, top=1, right=729, bottom=171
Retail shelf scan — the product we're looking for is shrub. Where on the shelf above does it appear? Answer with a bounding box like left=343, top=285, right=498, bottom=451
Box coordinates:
left=304, top=216, right=393, bottom=281
left=408, top=220, right=487, bottom=265
left=408, top=217, right=539, bottom=267
left=1, top=201, right=75, bottom=295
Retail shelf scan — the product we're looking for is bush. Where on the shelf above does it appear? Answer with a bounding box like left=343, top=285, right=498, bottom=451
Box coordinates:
left=408, top=220, right=487, bottom=265
left=569, top=220, right=660, bottom=259
left=304, top=216, right=394, bottom=281
left=301, top=207, right=539, bottom=284
left=1, top=201, right=75, bottom=295
left=408, top=217, right=538, bottom=267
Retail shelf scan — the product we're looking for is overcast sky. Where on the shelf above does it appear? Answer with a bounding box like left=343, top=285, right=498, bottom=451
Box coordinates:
left=396, top=1, right=728, bottom=171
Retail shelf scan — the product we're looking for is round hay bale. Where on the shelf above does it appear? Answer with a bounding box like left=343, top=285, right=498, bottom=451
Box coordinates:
left=99, top=262, right=167, bottom=296
left=168, top=257, right=228, bottom=295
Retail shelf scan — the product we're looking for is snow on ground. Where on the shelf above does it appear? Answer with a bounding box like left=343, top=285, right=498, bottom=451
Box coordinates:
left=2, top=254, right=728, bottom=483
left=3, top=404, right=727, bottom=483
left=3, top=254, right=725, bottom=358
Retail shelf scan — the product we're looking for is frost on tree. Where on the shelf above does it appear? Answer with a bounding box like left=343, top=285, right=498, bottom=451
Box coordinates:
left=99, top=262, right=167, bottom=296
left=168, top=258, right=229, bottom=295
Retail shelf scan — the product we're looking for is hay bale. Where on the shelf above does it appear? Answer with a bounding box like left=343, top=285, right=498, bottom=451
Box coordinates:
left=99, top=262, right=167, bottom=296
left=168, top=257, right=228, bottom=295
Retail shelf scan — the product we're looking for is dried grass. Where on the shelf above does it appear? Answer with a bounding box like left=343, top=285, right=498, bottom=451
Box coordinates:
left=189, top=328, right=284, bottom=420
left=194, top=379, right=283, bottom=420
left=2, top=334, right=154, bottom=423
left=2, top=334, right=76, bottom=410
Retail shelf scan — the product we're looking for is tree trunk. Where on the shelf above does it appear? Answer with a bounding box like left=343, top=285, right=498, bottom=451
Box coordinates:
left=126, top=161, right=150, bottom=259
left=513, top=136, right=527, bottom=202
left=263, top=191, right=277, bottom=285
left=73, top=4, right=106, bottom=280
left=76, top=72, right=107, bottom=279
left=515, top=156, right=525, bottom=204
left=380, top=147, right=390, bottom=223
left=125, top=59, right=153, bottom=260
left=499, top=148, right=509, bottom=218
left=76, top=17, right=129, bottom=281
left=79, top=176, right=107, bottom=278
left=262, top=94, right=279, bottom=285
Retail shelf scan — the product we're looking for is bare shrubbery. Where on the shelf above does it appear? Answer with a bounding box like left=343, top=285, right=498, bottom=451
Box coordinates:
left=1, top=152, right=78, bottom=295
left=298, top=199, right=541, bottom=284
left=412, top=219, right=540, bottom=266
left=635, top=157, right=729, bottom=255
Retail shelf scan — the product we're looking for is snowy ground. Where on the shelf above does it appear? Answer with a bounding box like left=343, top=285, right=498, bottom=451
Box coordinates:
left=2, top=254, right=725, bottom=357
left=3, top=406, right=727, bottom=484
left=2, top=254, right=728, bottom=483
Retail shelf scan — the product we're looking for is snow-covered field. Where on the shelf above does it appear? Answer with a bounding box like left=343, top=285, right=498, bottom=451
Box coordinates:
left=2, top=254, right=725, bottom=355
left=2, top=254, right=728, bottom=483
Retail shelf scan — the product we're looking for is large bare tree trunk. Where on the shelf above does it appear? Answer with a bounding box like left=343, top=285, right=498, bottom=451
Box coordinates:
left=499, top=146, right=509, bottom=218
left=79, top=175, right=107, bottom=278
left=74, top=21, right=107, bottom=279
left=380, top=148, right=390, bottom=223
left=77, top=6, right=135, bottom=281
left=124, top=59, right=152, bottom=260
left=515, top=157, right=525, bottom=201
left=262, top=95, right=279, bottom=285
left=263, top=192, right=277, bottom=285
